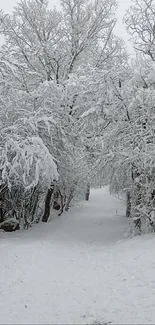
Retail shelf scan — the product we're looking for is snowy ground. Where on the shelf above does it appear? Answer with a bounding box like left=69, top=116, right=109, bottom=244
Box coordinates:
left=0, top=187, right=155, bottom=324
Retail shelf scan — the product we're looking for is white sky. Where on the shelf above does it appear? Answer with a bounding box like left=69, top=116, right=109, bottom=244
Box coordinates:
left=0, top=0, right=133, bottom=52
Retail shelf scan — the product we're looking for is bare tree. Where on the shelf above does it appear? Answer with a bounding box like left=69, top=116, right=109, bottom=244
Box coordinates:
left=0, top=0, right=121, bottom=86
left=124, top=0, right=155, bottom=60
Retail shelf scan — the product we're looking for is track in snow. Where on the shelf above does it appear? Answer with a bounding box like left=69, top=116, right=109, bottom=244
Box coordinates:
left=0, top=188, right=155, bottom=324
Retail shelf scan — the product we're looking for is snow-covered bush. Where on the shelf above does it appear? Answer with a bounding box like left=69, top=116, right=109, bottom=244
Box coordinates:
left=0, top=81, right=58, bottom=228
left=98, top=61, right=155, bottom=234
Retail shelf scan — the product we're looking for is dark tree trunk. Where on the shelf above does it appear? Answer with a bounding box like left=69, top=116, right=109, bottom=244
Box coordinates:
left=31, top=190, right=39, bottom=222
left=133, top=183, right=142, bottom=235
left=126, top=191, right=131, bottom=218
left=85, top=184, right=90, bottom=201
left=0, top=200, right=4, bottom=223
left=0, top=184, right=8, bottom=223
left=58, top=190, right=64, bottom=216
left=42, top=184, right=54, bottom=222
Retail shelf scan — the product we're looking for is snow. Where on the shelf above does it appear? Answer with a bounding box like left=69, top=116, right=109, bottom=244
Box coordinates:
left=0, top=218, right=19, bottom=227
left=0, top=187, right=155, bottom=324
left=81, top=107, right=96, bottom=118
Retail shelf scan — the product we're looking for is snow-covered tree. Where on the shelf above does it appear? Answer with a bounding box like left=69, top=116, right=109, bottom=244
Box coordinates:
left=0, top=0, right=122, bottom=85
left=94, top=58, right=155, bottom=234
left=0, top=81, right=58, bottom=228
left=124, top=0, right=155, bottom=60
left=0, top=0, right=129, bottom=230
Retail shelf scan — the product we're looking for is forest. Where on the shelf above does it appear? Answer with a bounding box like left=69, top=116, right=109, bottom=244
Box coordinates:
left=0, top=0, right=155, bottom=235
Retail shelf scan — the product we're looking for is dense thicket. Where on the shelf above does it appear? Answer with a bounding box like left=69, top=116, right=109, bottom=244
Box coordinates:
left=0, top=0, right=155, bottom=235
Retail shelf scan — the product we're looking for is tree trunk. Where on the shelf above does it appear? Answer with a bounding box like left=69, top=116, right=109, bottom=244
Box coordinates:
left=126, top=191, right=131, bottom=218
left=85, top=184, right=90, bottom=201
left=58, top=189, right=64, bottom=216
left=42, top=183, right=54, bottom=222
left=133, top=183, right=142, bottom=235
left=0, top=184, right=7, bottom=222
left=65, top=189, right=74, bottom=211
left=31, top=189, right=39, bottom=223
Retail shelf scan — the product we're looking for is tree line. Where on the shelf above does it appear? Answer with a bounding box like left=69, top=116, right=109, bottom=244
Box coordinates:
left=0, top=0, right=155, bottom=235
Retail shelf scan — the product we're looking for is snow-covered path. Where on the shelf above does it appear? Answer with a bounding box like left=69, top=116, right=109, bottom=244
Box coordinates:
left=0, top=188, right=155, bottom=324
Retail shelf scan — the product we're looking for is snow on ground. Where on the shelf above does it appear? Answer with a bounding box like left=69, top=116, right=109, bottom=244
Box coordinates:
left=0, top=187, right=155, bottom=324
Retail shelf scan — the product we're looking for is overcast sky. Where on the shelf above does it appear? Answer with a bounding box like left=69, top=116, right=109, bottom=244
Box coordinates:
left=0, top=0, right=133, bottom=52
